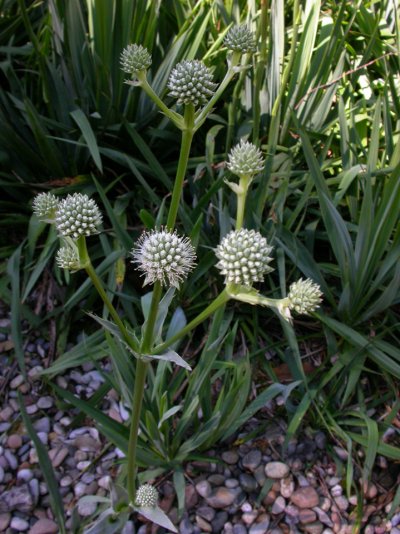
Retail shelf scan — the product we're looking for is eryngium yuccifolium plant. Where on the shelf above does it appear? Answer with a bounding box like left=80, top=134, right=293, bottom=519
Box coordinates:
left=132, top=229, right=196, bottom=288
left=135, top=484, right=158, bottom=508
left=288, top=278, right=323, bottom=315
left=224, top=24, right=256, bottom=53
left=56, top=245, right=81, bottom=271
left=55, top=193, right=102, bottom=239
left=227, top=140, right=265, bottom=176
left=120, top=44, right=152, bottom=75
left=216, top=229, right=273, bottom=287
left=167, top=60, right=217, bottom=107
left=32, top=192, right=59, bottom=221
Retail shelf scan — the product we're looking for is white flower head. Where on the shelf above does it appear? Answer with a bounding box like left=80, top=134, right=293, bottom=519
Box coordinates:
left=132, top=229, right=196, bottom=288
left=32, top=192, right=59, bottom=222
left=56, top=244, right=81, bottom=272
left=135, top=484, right=158, bottom=508
left=120, top=44, right=152, bottom=75
left=55, top=193, right=102, bottom=239
left=224, top=25, right=256, bottom=54
left=227, top=140, right=265, bottom=176
left=216, top=228, right=273, bottom=287
left=167, top=60, right=217, bottom=107
left=288, top=278, right=323, bottom=315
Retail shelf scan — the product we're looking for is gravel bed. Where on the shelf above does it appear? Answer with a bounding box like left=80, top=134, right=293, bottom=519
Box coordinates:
left=1, top=305, right=399, bottom=534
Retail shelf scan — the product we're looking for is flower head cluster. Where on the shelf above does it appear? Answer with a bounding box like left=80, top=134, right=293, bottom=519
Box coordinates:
left=227, top=140, right=264, bottom=176
left=120, top=44, right=152, bottom=75
left=224, top=25, right=256, bottom=54
left=33, top=193, right=59, bottom=221
left=167, top=60, right=216, bottom=107
left=132, top=229, right=196, bottom=288
left=55, top=193, right=102, bottom=239
left=56, top=245, right=81, bottom=272
left=135, top=484, right=158, bottom=508
left=288, top=278, right=323, bottom=315
left=216, top=229, right=273, bottom=287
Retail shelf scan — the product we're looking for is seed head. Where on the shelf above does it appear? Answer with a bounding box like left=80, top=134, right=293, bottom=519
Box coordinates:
left=167, top=60, right=217, bottom=107
left=224, top=25, right=256, bottom=54
left=55, top=193, right=102, bottom=239
left=227, top=140, right=264, bottom=176
left=215, top=229, right=273, bottom=287
left=132, top=229, right=196, bottom=288
left=135, top=484, right=158, bottom=508
left=288, top=278, right=323, bottom=315
left=56, top=245, right=81, bottom=272
left=32, top=193, right=59, bottom=221
left=120, top=44, right=152, bottom=75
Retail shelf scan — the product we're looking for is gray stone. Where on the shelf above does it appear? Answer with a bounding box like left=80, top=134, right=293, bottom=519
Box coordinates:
left=208, top=474, right=226, bottom=486
left=17, top=469, right=33, bottom=483
left=299, top=509, right=317, bottom=524
left=197, top=506, right=215, bottom=522
left=195, top=480, right=212, bottom=498
left=196, top=515, right=212, bottom=532
left=315, top=432, right=326, bottom=449
left=249, top=517, right=270, bottom=534
left=37, top=396, right=54, bottom=409
left=33, top=417, right=50, bottom=433
left=271, top=496, right=286, bottom=514
left=225, top=478, right=239, bottom=488
left=0, top=484, right=34, bottom=512
left=206, top=487, right=241, bottom=509
left=265, top=461, right=290, bottom=479
left=29, top=478, right=40, bottom=505
left=179, top=516, right=195, bottom=534
left=239, top=473, right=258, bottom=493
left=280, top=476, right=295, bottom=498
left=334, top=495, right=348, bottom=511
left=10, top=517, right=29, bottom=531
left=242, top=450, right=262, bottom=471
left=212, top=511, right=228, bottom=533
left=0, top=513, right=10, bottom=531
left=29, top=518, right=59, bottom=534
left=233, top=525, right=248, bottom=534
left=10, top=375, right=24, bottom=389
left=314, top=507, right=333, bottom=527
left=4, top=450, right=18, bottom=470
left=290, top=487, right=319, bottom=508
left=222, top=451, right=239, bottom=464
left=49, top=447, right=69, bottom=467
left=78, top=499, right=97, bottom=516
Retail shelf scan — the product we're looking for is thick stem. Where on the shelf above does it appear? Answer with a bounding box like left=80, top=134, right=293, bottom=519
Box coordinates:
left=166, top=104, right=195, bottom=230
left=151, top=289, right=230, bottom=355
left=235, top=175, right=251, bottom=230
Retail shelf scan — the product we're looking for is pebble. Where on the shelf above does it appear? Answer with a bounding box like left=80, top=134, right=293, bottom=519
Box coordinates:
left=249, top=517, right=270, bottom=534
left=291, top=486, right=320, bottom=508
left=330, top=484, right=342, bottom=497
left=280, top=476, right=295, bottom=498
left=205, top=487, right=240, bottom=508
left=49, top=447, right=69, bottom=468
left=225, top=478, right=239, bottom=488
left=196, top=480, right=212, bottom=498
left=265, top=461, right=290, bottom=479
left=29, top=518, right=59, bottom=534
left=197, top=506, right=215, bottom=522
left=222, top=451, right=239, bottom=464
left=238, top=473, right=258, bottom=492
left=4, top=449, right=18, bottom=469
left=233, top=525, right=247, bottom=534
left=334, top=495, right=349, bottom=511
left=242, top=450, right=262, bottom=471
left=10, top=517, right=30, bottom=531
left=7, top=433, right=22, bottom=449
left=10, top=375, right=24, bottom=389
left=0, top=513, right=11, bottom=531
left=17, top=469, right=33, bottom=482
left=33, top=418, right=50, bottom=433
left=299, top=509, right=317, bottom=524
left=78, top=500, right=97, bottom=516
left=37, top=396, right=54, bottom=409
left=196, top=515, right=212, bottom=532
left=271, top=496, right=286, bottom=514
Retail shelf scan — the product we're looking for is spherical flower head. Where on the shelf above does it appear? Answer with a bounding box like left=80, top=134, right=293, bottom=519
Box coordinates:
left=215, top=229, right=273, bottom=287
left=132, top=229, right=196, bottom=288
left=224, top=25, right=256, bottom=54
left=288, top=278, right=323, bottom=315
left=135, top=484, right=158, bottom=508
left=55, top=193, right=102, bottom=239
left=227, top=140, right=265, bottom=176
left=167, top=60, right=217, bottom=107
left=56, top=245, right=81, bottom=272
left=120, top=44, right=152, bottom=75
left=32, top=193, right=59, bottom=221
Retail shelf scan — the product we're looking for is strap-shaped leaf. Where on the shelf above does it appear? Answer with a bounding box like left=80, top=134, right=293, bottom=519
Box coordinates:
left=144, top=350, right=191, bottom=371
left=134, top=506, right=177, bottom=533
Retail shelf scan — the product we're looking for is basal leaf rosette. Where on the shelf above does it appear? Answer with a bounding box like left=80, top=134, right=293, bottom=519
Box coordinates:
left=227, top=140, right=264, bottom=177
left=132, top=229, right=196, bottom=288
left=215, top=228, right=273, bottom=287
left=120, top=44, right=152, bottom=76
left=32, top=192, right=59, bottom=222
left=224, top=25, right=256, bottom=54
left=167, top=60, right=217, bottom=107
left=288, top=278, right=323, bottom=315
left=55, top=193, right=102, bottom=239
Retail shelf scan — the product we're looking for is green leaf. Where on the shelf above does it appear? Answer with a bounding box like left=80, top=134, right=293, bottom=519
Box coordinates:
left=146, top=350, right=191, bottom=371
left=134, top=506, right=177, bottom=533
left=71, top=109, right=103, bottom=173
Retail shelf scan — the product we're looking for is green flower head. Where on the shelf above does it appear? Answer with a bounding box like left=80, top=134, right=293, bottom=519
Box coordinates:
left=120, top=44, right=152, bottom=75
left=167, top=60, right=217, bottom=107
left=55, top=193, right=102, bottom=239
left=227, top=140, right=264, bottom=177
left=32, top=193, right=59, bottom=222
left=288, top=278, right=323, bottom=315
left=224, top=24, right=256, bottom=54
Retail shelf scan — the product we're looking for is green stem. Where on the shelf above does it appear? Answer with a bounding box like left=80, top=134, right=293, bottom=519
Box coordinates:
left=226, top=61, right=249, bottom=154
left=151, top=289, right=230, bottom=355
left=141, top=282, right=163, bottom=353
left=235, top=175, right=251, bottom=230
left=166, top=104, right=195, bottom=230
left=253, top=0, right=269, bottom=144
left=77, top=237, right=139, bottom=353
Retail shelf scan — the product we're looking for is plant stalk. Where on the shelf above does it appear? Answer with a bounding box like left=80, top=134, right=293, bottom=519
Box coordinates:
left=236, top=175, right=251, bottom=230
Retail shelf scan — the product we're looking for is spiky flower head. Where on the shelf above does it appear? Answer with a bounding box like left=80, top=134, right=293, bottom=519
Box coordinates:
left=288, top=278, right=323, bottom=315
left=215, top=229, right=273, bottom=287
left=167, top=60, right=217, bottom=107
left=55, top=193, right=102, bottom=239
left=120, top=44, right=152, bottom=75
left=132, top=229, right=196, bottom=288
left=227, top=140, right=265, bottom=176
left=56, top=245, right=81, bottom=272
left=224, top=25, right=256, bottom=54
left=33, top=193, right=59, bottom=221
left=135, top=484, right=158, bottom=508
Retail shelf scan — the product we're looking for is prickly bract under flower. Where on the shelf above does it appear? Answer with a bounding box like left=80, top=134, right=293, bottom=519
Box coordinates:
left=227, top=140, right=265, bottom=176
left=288, top=278, right=323, bottom=315
left=216, top=229, right=273, bottom=287
left=167, top=60, right=217, bottom=107
left=120, top=44, right=152, bottom=75
left=32, top=192, right=59, bottom=221
left=224, top=25, right=256, bottom=54
left=55, top=193, right=102, bottom=239
left=56, top=245, right=81, bottom=272
left=135, top=484, right=158, bottom=508
left=132, top=229, right=196, bottom=288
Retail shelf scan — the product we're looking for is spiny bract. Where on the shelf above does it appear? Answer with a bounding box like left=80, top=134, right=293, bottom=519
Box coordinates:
left=167, top=60, right=217, bottom=107
left=224, top=24, right=256, bottom=54
left=32, top=192, right=59, bottom=221
left=227, top=140, right=265, bottom=176
left=132, top=229, right=196, bottom=288
left=55, top=193, right=102, bottom=239
left=216, top=228, right=273, bottom=287
left=288, top=278, right=323, bottom=315
left=120, top=44, right=152, bottom=75
left=135, top=484, right=158, bottom=508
